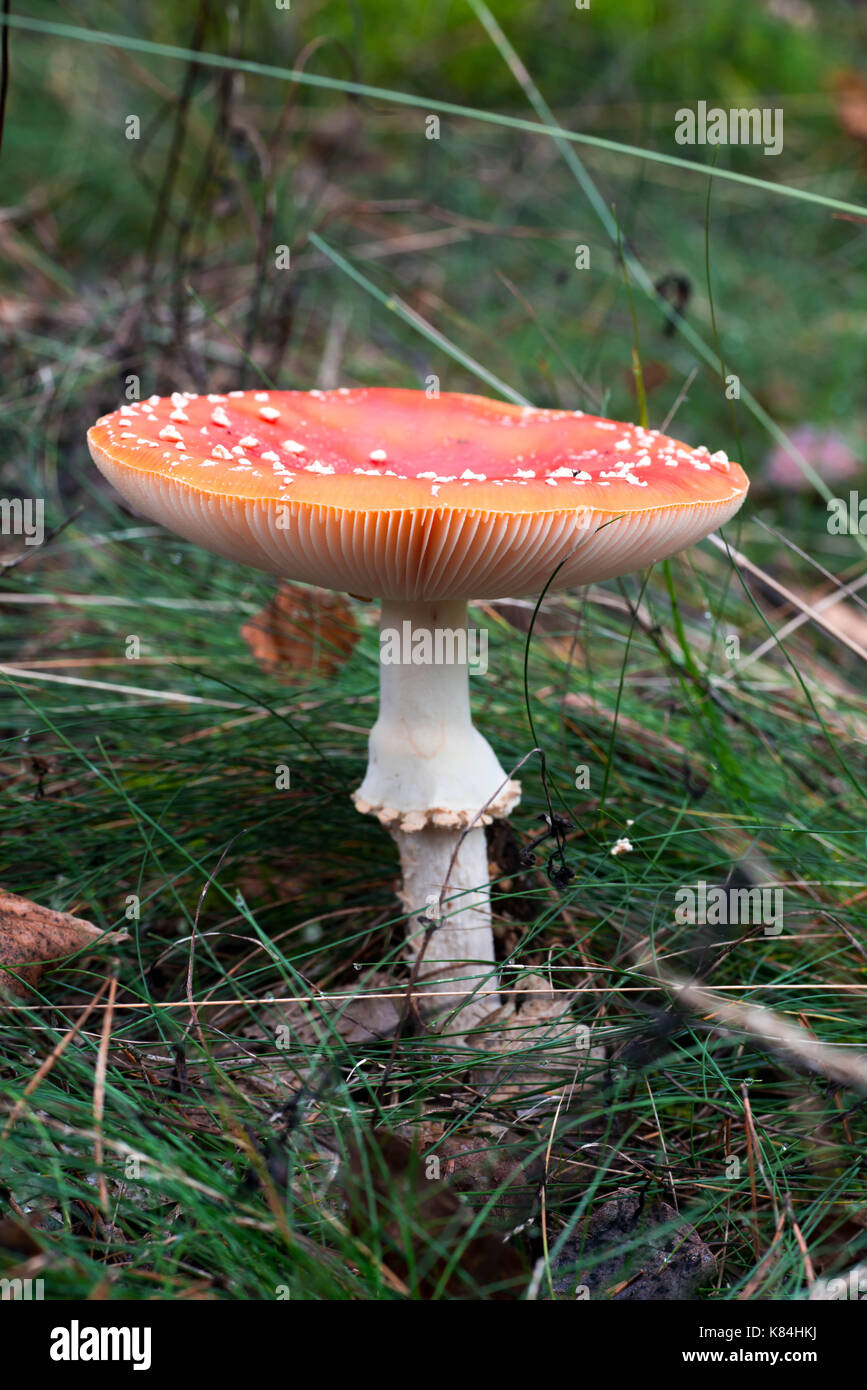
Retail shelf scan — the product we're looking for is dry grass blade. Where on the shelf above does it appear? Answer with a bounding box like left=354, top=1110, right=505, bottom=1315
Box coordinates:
left=639, top=956, right=867, bottom=1096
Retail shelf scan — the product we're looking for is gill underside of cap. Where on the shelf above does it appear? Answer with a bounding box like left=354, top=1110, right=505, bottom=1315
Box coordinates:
left=89, top=446, right=745, bottom=600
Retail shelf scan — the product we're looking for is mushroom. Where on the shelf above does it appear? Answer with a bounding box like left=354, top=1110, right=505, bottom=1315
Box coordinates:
left=88, top=388, right=749, bottom=1030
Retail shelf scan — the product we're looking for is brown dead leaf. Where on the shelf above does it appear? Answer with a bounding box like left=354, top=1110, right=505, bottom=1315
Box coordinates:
left=241, top=583, right=359, bottom=680
left=0, top=890, right=127, bottom=1000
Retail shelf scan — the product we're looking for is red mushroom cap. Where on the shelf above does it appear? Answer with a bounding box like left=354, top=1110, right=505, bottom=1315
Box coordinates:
left=88, top=387, right=749, bottom=599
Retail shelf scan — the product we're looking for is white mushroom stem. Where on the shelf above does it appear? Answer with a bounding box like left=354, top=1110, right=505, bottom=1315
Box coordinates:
left=394, top=823, right=498, bottom=1024
left=354, top=598, right=521, bottom=1026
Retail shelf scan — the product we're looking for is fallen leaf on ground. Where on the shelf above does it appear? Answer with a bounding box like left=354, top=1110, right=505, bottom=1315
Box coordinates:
left=0, top=889, right=127, bottom=1000
left=241, top=582, right=359, bottom=680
